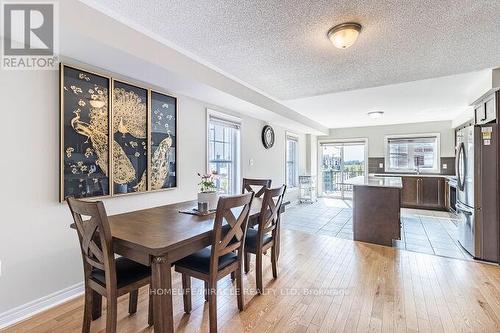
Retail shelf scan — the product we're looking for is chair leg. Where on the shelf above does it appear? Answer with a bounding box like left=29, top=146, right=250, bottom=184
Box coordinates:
left=181, top=274, right=192, bottom=313
left=91, top=289, right=102, bottom=320
left=106, top=295, right=118, bottom=333
left=235, top=267, right=244, bottom=311
left=256, top=251, right=263, bottom=294
left=128, top=289, right=138, bottom=314
left=82, top=286, right=93, bottom=333
left=208, top=281, right=217, bottom=333
left=271, top=245, right=278, bottom=279
left=204, top=281, right=209, bottom=301
left=148, top=289, right=154, bottom=326
left=244, top=251, right=250, bottom=274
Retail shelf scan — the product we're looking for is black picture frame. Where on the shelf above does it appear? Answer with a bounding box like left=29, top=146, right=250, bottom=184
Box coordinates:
left=60, top=64, right=111, bottom=201
left=111, top=79, right=149, bottom=195
left=150, top=90, right=177, bottom=191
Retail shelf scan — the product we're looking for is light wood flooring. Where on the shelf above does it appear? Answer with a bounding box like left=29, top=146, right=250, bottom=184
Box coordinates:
left=3, top=229, right=500, bottom=333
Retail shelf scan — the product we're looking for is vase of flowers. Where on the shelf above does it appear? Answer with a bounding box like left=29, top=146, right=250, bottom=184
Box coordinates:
left=197, top=172, right=219, bottom=210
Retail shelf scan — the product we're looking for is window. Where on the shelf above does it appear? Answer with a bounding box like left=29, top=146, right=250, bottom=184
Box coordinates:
left=286, top=135, right=299, bottom=187
left=207, top=111, right=241, bottom=194
left=385, top=134, right=440, bottom=173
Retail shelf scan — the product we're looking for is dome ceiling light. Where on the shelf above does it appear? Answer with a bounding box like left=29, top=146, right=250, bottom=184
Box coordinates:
left=327, top=22, right=362, bottom=49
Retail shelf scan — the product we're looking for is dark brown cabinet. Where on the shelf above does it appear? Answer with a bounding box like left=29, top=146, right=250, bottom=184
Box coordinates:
left=401, top=176, right=445, bottom=210
left=401, top=177, right=418, bottom=206
left=475, top=94, right=497, bottom=125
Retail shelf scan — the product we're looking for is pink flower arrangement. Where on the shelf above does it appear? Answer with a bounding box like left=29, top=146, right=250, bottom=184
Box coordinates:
left=198, top=171, right=218, bottom=193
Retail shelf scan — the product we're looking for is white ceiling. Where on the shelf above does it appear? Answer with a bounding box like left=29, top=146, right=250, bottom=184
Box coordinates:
left=83, top=0, right=500, bottom=101
left=285, top=70, right=492, bottom=128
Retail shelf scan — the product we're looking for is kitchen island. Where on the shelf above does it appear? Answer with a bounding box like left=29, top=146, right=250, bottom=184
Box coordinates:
left=346, top=175, right=403, bottom=247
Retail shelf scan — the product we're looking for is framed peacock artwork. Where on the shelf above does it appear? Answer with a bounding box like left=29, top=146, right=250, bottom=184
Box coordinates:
left=60, top=64, right=177, bottom=201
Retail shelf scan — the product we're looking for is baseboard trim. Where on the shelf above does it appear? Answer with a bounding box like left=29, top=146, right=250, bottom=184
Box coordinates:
left=0, top=282, right=84, bottom=329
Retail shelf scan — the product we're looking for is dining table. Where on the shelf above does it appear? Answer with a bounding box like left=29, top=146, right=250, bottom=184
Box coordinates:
left=71, top=197, right=288, bottom=333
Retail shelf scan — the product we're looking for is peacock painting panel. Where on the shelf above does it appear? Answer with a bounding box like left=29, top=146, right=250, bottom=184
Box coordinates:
left=61, top=66, right=110, bottom=200
left=150, top=91, right=177, bottom=190
left=111, top=80, right=148, bottom=194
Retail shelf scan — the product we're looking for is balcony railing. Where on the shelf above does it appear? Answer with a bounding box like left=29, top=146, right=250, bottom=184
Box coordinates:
left=321, top=169, right=364, bottom=195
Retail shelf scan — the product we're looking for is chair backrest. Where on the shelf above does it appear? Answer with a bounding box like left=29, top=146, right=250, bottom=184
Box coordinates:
left=257, top=185, right=287, bottom=242
left=67, top=197, right=116, bottom=287
left=242, top=178, right=272, bottom=198
left=210, top=192, right=254, bottom=273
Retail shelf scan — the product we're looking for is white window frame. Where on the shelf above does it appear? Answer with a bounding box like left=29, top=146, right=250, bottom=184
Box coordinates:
left=384, top=133, right=441, bottom=173
left=316, top=138, right=368, bottom=197
left=285, top=133, right=299, bottom=188
left=206, top=109, right=241, bottom=194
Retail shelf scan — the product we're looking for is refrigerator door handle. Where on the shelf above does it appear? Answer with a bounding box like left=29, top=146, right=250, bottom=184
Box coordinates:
left=456, top=142, right=466, bottom=191
left=456, top=202, right=473, bottom=215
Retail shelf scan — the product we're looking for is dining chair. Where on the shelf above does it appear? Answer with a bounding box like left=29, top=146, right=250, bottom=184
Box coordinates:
left=67, top=197, right=153, bottom=333
left=242, top=178, right=272, bottom=197
left=244, top=185, right=286, bottom=294
left=175, top=192, right=254, bottom=333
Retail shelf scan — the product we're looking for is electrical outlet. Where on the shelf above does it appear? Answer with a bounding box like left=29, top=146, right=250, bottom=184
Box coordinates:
left=443, top=163, right=447, bottom=170
left=249, top=158, right=254, bottom=166
left=379, top=163, right=384, bottom=168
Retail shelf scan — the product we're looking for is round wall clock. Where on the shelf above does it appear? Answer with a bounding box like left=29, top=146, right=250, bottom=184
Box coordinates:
left=262, top=125, right=275, bottom=149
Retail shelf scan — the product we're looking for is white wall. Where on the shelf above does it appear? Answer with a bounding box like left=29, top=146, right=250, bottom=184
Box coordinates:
left=321, top=120, right=456, bottom=157
left=0, top=66, right=306, bottom=321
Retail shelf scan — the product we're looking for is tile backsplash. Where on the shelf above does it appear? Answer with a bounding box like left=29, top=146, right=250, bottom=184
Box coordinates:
left=368, top=157, right=385, bottom=173
left=368, top=157, right=455, bottom=175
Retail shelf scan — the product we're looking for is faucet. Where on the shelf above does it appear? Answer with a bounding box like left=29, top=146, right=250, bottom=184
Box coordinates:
left=414, top=165, right=421, bottom=175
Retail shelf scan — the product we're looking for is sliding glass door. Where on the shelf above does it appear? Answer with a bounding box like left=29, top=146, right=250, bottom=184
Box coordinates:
left=320, top=141, right=367, bottom=199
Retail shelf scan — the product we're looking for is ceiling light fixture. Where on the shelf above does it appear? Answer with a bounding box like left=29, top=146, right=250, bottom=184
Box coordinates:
left=327, top=22, right=362, bottom=49
left=367, top=111, right=384, bottom=119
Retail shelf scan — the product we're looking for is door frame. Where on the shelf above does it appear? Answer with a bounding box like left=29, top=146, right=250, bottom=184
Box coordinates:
left=317, top=138, right=369, bottom=198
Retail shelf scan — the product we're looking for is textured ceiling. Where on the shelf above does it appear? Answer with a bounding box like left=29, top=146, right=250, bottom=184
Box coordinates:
left=86, top=0, right=500, bottom=100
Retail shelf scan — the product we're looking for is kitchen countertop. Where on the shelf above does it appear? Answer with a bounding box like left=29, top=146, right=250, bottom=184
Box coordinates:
left=370, top=173, right=456, bottom=180
left=346, top=175, right=403, bottom=188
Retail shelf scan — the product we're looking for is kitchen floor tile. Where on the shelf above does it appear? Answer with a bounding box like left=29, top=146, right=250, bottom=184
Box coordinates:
left=282, top=199, right=467, bottom=261
left=433, top=248, right=465, bottom=259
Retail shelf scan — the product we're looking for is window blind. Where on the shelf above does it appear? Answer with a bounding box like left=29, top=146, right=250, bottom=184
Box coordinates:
left=208, top=115, right=241, bottom=129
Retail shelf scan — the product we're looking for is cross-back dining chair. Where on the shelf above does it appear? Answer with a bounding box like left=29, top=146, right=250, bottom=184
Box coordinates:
left=174, top=192, right=254, bottom=333
left=67, top=197, right=153, bottom=333
left=244, top=185, right=286, bottom=294
left=242, top=178, right=272, bottom=198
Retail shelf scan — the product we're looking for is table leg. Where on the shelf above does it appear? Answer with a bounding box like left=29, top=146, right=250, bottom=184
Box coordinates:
left=151, top=256, right=174, bottom=333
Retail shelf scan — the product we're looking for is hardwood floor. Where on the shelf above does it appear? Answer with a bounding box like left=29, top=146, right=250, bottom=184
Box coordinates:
left=3, top=229, right=500, bottom=333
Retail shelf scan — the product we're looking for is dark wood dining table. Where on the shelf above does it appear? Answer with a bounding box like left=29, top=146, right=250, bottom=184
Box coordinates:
left=71, top=197, right=288, bottom=333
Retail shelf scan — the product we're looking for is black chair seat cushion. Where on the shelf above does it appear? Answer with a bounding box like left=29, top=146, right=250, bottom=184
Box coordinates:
left=245, top=228, right=272, bottom=251
left=174, top=246, right=237, bottom=274
left=91, top=257, right=150, bottom=289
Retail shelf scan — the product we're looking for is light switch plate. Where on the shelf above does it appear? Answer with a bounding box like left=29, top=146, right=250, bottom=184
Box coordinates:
left=379, top=163, right=384, bottom=168
left=443, top=163, right=447, bottom=169
left=249, top=158, right=254, bottom=166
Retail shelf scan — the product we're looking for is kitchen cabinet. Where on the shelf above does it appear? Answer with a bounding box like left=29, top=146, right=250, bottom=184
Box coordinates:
left=401, top=177, right=418, bottom=206
left=401, top=176, right=445, bottom=210
left=475, top=93, right=497, bottom=125
left=420, top=177, right=445, bottom=208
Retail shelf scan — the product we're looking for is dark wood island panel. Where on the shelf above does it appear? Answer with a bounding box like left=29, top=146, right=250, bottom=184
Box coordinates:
left=353, top=185, right=401, bottom=246
left=347, top=176, right=402, bottom=247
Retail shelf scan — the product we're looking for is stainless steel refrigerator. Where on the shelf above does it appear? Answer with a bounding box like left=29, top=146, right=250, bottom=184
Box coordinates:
left=455, top=124, right=499, bottom=262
